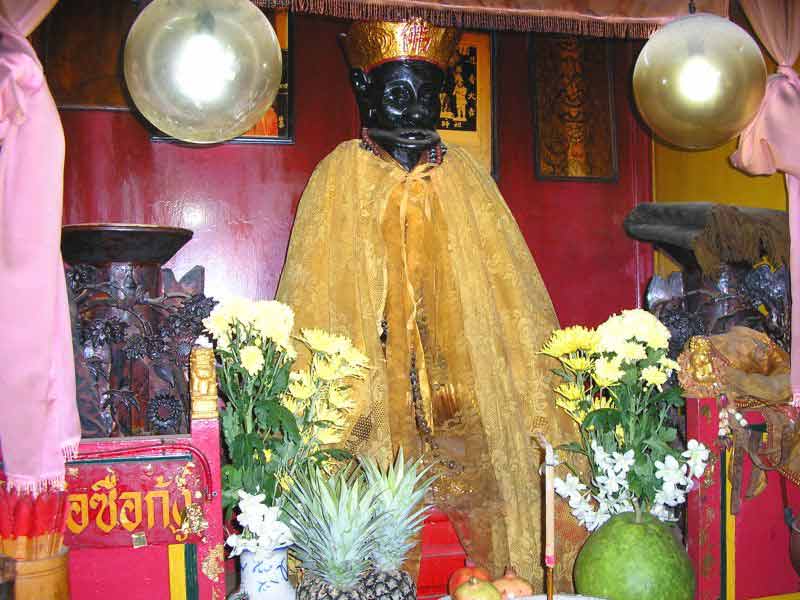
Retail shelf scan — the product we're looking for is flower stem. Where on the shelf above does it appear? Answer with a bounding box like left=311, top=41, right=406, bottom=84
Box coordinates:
left=633, top=499, right=643, bottom=523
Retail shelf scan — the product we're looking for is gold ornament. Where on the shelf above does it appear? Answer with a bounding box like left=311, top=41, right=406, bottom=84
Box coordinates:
left=190, top=347, right=219, bottom=420
left=633, top=13, right=766, bottom=150
left=178, top=503, right=209, bottom=536
left=124, top=0, right=283, bottom=144
left=342, top=18, right=460, bottom=73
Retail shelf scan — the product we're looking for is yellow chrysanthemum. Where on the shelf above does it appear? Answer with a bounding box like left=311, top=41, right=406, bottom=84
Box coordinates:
left=593, top=357, right=624, bottom=387
left=641, top=365, right=668, bottom=389
left=541, top=329, right=577, bottom=358
left=597, top=318, right=627, bottom=355
left=555, top=382, right=584, bottom=402
left=263, top=449, right=273, bottom=462
left=240, top=346, right=265, bottom=376
left=568, top=326, right=601, bottom=353
left=313, top=405, right=347, bottom=445
left=288, top=370, right=316, bottom=400
left=617, top=341, right=647, bottom=363
left=591, top=394, right=615, bottom=411
left=327, top=387, right=355, bottom=413
left=253, top=300, right=294, bottom=349
left=562, top=355, right=593, bottom=372
left=202, top=311, right=231, bottom=342
left=658, top=356, right=680, bottom=373
left=541, top=326, right=599, bottom=358
left=278, top=474, right=294, bottom=492
left=623, top=309, right=670, bottom=350
left=341, top=345, right=369, bottom=369
left=555, top=397, right=583, bottom=421
left=300, top=329, right=349, bottom=355
left=313, top=355, right=347, bottom=381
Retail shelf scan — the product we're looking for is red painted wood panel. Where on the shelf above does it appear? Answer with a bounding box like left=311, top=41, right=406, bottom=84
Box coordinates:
left=497, top=35, right=652, bottom=327
left=686, top=397, right=724, bottom=600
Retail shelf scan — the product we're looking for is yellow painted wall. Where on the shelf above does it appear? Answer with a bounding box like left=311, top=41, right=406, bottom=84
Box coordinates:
left=653, top=140, right=787, bottom=211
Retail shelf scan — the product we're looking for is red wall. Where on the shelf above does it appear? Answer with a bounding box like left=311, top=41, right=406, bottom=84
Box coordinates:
left=62, top=16, right=652, bottom=328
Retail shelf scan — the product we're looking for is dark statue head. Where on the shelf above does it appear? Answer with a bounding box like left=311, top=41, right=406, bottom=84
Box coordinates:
left=340, top=19, right=460, bottom=172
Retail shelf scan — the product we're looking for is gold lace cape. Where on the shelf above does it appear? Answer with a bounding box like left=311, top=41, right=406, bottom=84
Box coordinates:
left=277, top=140, right=582, bottom=586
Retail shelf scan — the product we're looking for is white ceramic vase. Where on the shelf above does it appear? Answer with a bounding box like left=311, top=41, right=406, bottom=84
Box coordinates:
left=238, top=547, right=295, bottom=600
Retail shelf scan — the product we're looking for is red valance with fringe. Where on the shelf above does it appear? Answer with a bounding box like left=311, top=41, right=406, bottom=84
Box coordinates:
left=252, top=0, right=728, bottom=36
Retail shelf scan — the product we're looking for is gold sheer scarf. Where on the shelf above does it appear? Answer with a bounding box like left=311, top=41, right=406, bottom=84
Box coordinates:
left=277, top=140, right=584, bottom=587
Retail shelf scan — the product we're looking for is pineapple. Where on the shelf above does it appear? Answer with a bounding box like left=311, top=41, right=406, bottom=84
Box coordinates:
left=359, top=448, right=437, bottom=600
left=284, top=465, right=382, bottom=600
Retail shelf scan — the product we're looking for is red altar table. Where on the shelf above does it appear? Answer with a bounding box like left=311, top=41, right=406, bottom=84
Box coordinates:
left=0, top=347, right=226, bottom=600
left=686, top=397, right=800, bottom=600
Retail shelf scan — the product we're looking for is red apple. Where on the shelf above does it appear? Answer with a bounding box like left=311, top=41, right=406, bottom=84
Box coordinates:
left=448, top=563, right=491, bottom=596
left=492, top=567, right=533, bottom=599
left=453, top=577, right=502, bottom=600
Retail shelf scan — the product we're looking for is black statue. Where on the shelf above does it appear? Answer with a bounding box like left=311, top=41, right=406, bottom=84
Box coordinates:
left=349, top=59, right=444, bottom=172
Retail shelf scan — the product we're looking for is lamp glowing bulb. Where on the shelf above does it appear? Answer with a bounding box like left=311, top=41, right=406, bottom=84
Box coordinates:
left=632, top=12, right=766, bottom=149
left=173, top=33, right=237, bottom=104
left=678, top=56, right=721, bottom=103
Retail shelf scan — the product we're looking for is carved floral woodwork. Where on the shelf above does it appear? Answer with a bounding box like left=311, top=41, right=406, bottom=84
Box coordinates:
left=62, top=224, right=215, bottom=438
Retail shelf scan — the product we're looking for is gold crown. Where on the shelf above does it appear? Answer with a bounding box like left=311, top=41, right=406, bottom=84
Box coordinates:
left=343, top=18, right=460, bottom=73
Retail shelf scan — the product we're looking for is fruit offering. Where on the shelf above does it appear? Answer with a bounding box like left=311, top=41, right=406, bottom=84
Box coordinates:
left=453, top=577, right=502, bottom=600
left=448, top=564, right=491, bottom=596
left=492, top=567, right=534, bottom=599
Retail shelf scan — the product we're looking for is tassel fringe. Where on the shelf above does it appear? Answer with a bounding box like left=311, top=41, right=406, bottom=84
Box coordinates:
left=3, top=440, right=78, bottom=496
left=253, top=0, right=663, bottom=37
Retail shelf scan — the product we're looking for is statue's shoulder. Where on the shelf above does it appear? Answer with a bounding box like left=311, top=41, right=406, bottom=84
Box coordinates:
left=309, top=139, right=363, bottom=174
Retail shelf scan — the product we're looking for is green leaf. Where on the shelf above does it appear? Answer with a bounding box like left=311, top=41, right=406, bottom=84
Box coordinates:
left=659, top=428, right=677, bottom=443
left=269, top=363, right=291, bottom=397
left=643, top=436, right=672, bottom=456
left=582, top=408, right=622, bottom=431
left=221, top=406, right=241, bottom=453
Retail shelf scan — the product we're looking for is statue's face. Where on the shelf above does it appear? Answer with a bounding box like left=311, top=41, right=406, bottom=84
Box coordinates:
left=352, top=59, right=444, bottom=153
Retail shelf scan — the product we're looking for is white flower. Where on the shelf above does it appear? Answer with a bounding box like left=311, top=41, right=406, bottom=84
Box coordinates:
left=612, top=450, right=635, bottom=474
left=682, top=439, right=710, bottom=479
left=596, top=469, right=628, bottom=495
left=229, top=491, right=294, bottom=556
left=591, top=441, right=615, bottom=472
left=655, top=454, right=688, bottom=486
left=554, top=474, right=586, bottom=501
left=655, top=485, right=686, bottom=507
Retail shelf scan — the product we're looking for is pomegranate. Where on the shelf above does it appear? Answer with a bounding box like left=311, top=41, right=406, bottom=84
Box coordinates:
left=448, top=563, right=491, bottom=596
left=492, top=567, right=534, bottom=599
left=453, top=577, right=502, bottom=600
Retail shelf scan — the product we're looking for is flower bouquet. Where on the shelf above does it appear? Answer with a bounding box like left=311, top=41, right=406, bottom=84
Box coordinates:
left=541, top=309, right=707, bottom=600
left=203, top=297, right=369, bottom=599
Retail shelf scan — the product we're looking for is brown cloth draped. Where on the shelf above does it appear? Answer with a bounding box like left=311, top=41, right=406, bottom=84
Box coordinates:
left=277, top=140, right=585, bottom=587
left=252, top=0, right=727, bottom=36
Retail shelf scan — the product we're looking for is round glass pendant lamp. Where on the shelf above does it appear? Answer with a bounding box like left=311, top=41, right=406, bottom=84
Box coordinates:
left=633, top=12, right=766, bottom=150
left=124, top=0, right=282, bottom=144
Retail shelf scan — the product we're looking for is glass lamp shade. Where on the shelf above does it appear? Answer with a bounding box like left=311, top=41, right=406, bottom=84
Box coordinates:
left=633, top=13, right=766, bottom=150
left=124, top=0, right=282, bottom=144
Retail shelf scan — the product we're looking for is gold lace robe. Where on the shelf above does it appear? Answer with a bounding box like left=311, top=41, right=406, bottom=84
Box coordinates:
left=277, top=140, right=583, bottom=586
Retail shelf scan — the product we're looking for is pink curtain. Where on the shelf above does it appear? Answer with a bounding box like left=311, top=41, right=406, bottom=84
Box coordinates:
left=0, top=0, right=80, bottom=493
left=730, top=0, right=800, bottom=405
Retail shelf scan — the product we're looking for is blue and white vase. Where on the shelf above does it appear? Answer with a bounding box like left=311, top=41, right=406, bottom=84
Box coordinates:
left=234, top=547, right=295, bottom=600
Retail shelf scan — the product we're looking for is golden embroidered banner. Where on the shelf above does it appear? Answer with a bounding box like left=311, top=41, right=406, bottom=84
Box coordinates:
left=252, top=0, right=728, bottom=36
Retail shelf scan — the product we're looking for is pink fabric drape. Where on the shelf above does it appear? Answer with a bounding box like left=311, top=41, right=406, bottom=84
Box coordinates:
left=730, top=0, right=800, bottom=406
left=0, top=0, right=80, bottom=492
